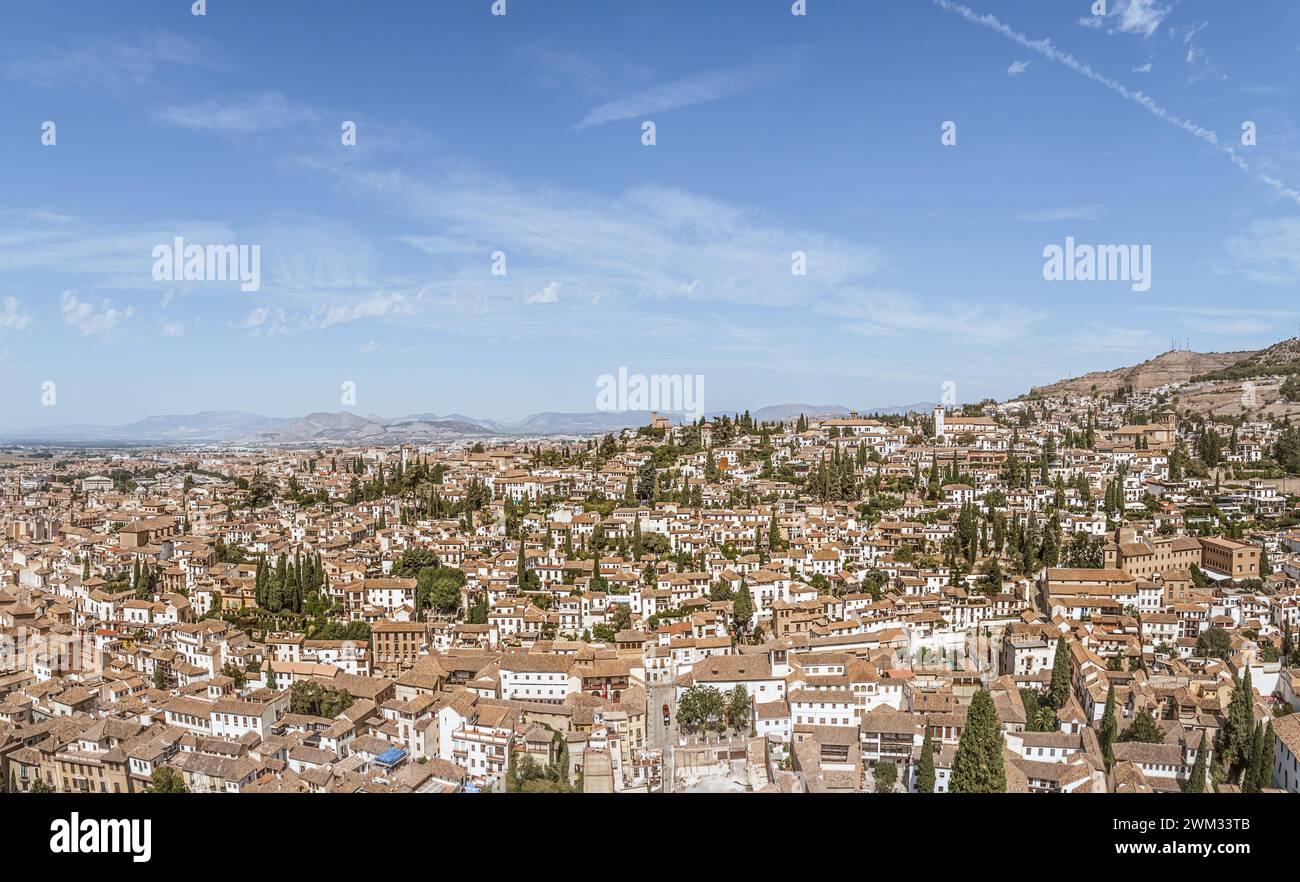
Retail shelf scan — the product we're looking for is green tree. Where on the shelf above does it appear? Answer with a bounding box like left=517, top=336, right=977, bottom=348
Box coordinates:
left=950, top=689, right=1006, bottom=793
left=1186, top=743, right=1207, bottom=793
left=915, top=727, right=936, bottom=793
left=874, top=760, right=898, bottom=793
left=732, top=585, right=754, bottom=638
left=677, top=685, right=726, bottom=734
left=1195, top=626, right=1232, bottom=660
left=1119, top=708, right=1164, bottom=744
left=391, top=547, right=440, bottom=578
left=727, top=685, right=752, bottom=732
left=1252, top=723, right=1276, bottom=792
left=416, top=565, right=466, bottom=619
left=1098, top=682, right=1118, bottom=767
left=1224, top=669, right=1255, bottom=778
left=144, top=766, right=188, bottom=793
left=289, top=680, right=354, bottom=719
left=1047, top=636, right=1071, bottom=710
left=1242, top=722, right=1267, bottom=793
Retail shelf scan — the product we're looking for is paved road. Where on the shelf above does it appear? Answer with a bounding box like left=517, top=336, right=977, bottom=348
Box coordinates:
left=649, top=683, right=676, bottom=793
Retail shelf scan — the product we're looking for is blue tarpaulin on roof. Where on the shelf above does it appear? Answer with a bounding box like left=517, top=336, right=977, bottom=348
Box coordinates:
left=376, top=747, right=407, bottom=766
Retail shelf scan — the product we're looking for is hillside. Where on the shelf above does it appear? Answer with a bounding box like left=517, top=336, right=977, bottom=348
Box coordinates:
left=1026, top=337, right=1300, bottom=420
left=1028, top=347, right=1256, bottom=398
left=1188, top=337, right=1300, bottom=383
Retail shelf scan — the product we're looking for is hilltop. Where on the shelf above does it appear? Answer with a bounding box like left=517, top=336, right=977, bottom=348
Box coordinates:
left=1028, top=337, right=1300, bottom=419
left=1028, top=347, right=1254, bottom=398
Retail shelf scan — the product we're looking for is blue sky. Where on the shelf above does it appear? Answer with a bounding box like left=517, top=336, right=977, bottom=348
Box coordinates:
left=2, top=0, right=1300, bottom=427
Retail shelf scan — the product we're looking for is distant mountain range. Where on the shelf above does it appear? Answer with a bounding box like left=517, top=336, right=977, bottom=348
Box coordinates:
left=21, top=336, right=1300, bottom=445
left=0, top=402, right=938, bottom=445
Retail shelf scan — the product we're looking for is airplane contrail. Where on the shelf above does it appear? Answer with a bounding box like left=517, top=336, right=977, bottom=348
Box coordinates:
left=934, top=0, right=1300, bottom=207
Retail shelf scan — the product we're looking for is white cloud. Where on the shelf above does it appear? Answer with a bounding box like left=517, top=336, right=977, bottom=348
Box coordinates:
left=1016, top=205, right=1105, bottom=223
left=1077, top=0, right=1171, bottom=38
left=817, top=290, right=1047, bottom=346
left=1007, top=60, right=1030, bottom=76
left=1063, top=324, right=1159, bottom=353
left=1224, top=217, right=1300, bottom=285
left=239, top=307, right=269, bottom=329
left=157, top=93, right=320, bottom=134
left=303, top=291, right=412, bottom=330
left=298, top=147, right=888, bottom=313
left=0, top=216, right=239, bottom=289
left=6, top=31, right=212, bottom=93
left=0, top=297, right=33, bottom=332
left=936, top=0, right=1300, bottom=207
left=233, top=306, right=291, bottom=336
left=59, top=291, right=134, bottom=339
left=358, top=340, right=378, bottom=353
left=158, top=320, right=186, bottom=337
left=1133, top=62, right=1153, bottom=73
left=1117, top=0, right=1172, bottom=37
left=525, top=281, right=561, bottom=304
left=576, top=51, right=800, bottom=129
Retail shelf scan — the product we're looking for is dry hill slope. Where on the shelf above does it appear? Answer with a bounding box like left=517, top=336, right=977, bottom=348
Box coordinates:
left=1028, top=347, right=1256, bottom=398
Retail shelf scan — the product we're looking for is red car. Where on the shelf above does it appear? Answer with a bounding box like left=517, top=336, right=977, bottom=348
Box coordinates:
left=662, top=703, right=671, bottom=722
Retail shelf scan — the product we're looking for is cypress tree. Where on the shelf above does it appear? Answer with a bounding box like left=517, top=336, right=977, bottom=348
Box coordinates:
left=1256, top=723, right=1276, bottom=791
left=1225, top=669, right=1255, bottom=779
left=1186, top=743, right=1207, bottom=793
left=1098, top=682, right=1118, bottom=767
left=1242, top=723, right=1261, bottom=792
left=1047, top=635, right=1071, bottom=710
left=916, top=726, right=936, bottom=793
left=950, top=690, right=1006, bottom=793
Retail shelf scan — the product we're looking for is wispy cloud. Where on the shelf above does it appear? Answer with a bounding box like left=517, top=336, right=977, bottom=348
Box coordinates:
left=0, top=212, right=238, bottom=289
left=1136, top=306, right=1300, bottom=339
left=302, top=291, right=414, bottom=331
left=157, top=93, right=321, bottom=134
left=1224, top=218, right=1300, bottom=285
left=298, top=148, right=887, bottom=314
left=1174, top=21, right=1210, bottom=68
left=6, top=31, right=213, bottom=94
left=575, top=50, right=801, bottom=129
left=515, top=46, right=653, bottom=96
left=817, top=290, right=1046, bottom=345
left=1007, top=60, right=1030, bottom=76
left=1077, top=0, right=1172, bottom=38
left=936, top=0, right=1300, bottom=207
left=1061, top=324, right=1160, bottom=354
left=1015, top=205, right=1105, bottom=223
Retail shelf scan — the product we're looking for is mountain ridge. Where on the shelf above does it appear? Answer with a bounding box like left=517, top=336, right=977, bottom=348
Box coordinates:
left=0, top=401, right=938, bottom=444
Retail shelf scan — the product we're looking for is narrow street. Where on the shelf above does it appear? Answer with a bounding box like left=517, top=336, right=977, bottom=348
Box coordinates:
left=649, top=683, right=677, bottom=793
